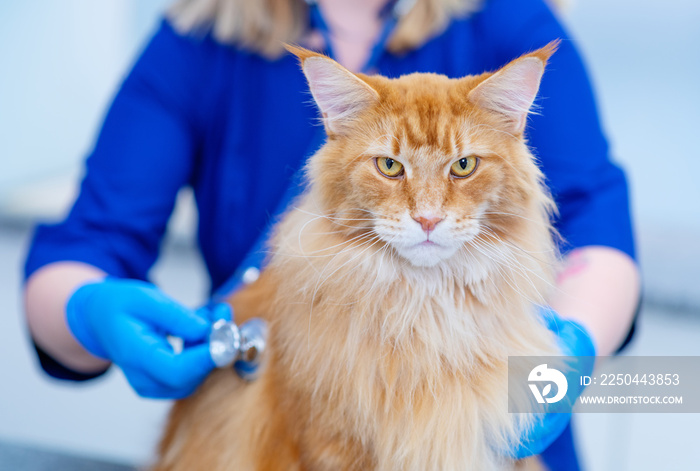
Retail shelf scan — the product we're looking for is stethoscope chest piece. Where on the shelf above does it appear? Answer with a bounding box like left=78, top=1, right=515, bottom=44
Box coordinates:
left=209, top=318, right=268, bottom=380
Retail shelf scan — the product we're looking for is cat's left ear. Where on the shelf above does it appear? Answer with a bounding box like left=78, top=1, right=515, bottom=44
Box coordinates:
left=285, top=44, right=380, bottom=136
left=467, top=40, right=560, bottom=134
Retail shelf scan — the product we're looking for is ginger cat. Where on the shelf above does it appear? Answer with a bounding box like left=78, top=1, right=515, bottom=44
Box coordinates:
left=154, top=42, right=562, bottom=471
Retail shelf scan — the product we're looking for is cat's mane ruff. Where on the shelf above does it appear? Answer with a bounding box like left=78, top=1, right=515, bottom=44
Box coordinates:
left=253, top=180, right=558, bottom=469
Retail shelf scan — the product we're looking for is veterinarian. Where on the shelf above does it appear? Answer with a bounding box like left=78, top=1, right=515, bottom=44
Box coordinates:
left=22, top=0, right=640, bottom=469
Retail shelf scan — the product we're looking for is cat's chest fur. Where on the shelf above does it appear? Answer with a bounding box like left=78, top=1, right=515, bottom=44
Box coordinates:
left=264, top=207, right=553, bottom=470
left=273, top=272, right=524, bottom=470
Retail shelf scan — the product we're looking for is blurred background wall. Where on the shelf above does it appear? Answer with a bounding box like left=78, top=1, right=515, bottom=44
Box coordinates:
left=0, top=1, right=698, bottom=470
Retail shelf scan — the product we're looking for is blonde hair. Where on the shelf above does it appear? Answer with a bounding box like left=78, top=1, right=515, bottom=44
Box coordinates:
left=167, top=0, right=486, bottom=59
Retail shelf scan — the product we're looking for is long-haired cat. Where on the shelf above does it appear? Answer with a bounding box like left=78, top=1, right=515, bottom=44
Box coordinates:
left=155, top=41, right=562, bottom=471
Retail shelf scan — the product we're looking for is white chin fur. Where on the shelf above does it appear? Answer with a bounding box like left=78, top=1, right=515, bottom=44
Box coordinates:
left=395, top=243, right=459, bottom=267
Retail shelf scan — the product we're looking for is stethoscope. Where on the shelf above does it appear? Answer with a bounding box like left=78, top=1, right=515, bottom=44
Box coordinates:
left=207, top=0, right=417, bottom=380
left=306, top=0, right=417, bottom=73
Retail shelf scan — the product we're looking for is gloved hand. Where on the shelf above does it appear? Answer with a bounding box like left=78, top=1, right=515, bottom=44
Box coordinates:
left=66, top=278, right=232, bottom=399
left=512, top=307, right=596, bottom=458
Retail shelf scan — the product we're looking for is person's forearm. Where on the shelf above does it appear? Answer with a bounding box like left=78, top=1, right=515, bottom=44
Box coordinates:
left=24, top=261, right=110, bottom=373
left=548, top=246, right=641, bottom=356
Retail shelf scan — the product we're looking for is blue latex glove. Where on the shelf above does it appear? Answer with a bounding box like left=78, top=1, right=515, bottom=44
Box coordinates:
left=512, top=307, right=596, bottom=458
left=66, top=278, right=232, bottom=399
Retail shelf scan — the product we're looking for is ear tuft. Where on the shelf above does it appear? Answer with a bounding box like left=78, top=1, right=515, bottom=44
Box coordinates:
left=526, top=39, right=560, bottom=65
left=284, top=43, right=326, bottom=62
left=468, top=40, right=560, bottom=133
left=286, top=44, right=379, bottom=136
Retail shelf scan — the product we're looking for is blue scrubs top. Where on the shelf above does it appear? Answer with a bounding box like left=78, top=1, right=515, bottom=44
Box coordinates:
left=24, top=0, right=635, bottom=468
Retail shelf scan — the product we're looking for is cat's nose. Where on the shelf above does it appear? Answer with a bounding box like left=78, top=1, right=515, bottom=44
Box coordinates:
left=413, top=215, right=443, bottom=233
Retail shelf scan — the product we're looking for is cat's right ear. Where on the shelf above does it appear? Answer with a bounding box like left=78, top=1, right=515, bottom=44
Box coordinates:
left=285, top=44, right=379, bottom=136
left=467, top=40, right=560, bottom=134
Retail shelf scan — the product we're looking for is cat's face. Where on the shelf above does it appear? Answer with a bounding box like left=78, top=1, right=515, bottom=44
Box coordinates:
left=290, top=44, right=557, bottom=268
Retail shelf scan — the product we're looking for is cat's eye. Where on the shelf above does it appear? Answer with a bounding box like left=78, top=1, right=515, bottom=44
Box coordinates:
left=375, top=157, right=404, bottom=178
left=450, top=156, right=479, bottom=178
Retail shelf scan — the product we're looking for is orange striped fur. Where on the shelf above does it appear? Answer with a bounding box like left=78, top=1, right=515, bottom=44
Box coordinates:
left=154, top=42, right=560, bottom=471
